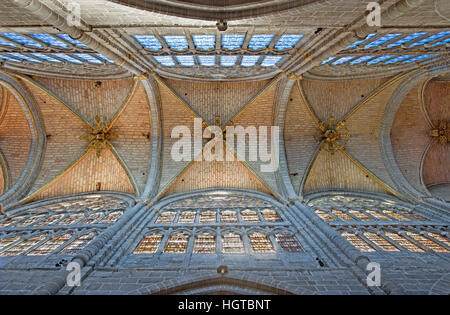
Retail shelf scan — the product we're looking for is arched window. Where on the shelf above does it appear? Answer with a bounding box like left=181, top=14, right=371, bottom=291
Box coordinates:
left=27, top=233, right=73, bottom=256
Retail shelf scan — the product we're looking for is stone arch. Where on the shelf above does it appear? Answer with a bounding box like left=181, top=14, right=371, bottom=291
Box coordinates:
left=0, top=71, right=46, bottom=208
left=134, top=275, right=295, bottom=295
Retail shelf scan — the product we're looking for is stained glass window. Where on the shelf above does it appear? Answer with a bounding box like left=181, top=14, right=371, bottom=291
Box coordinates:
left=155, top=211, right=176, bottom=224
left=427, top=232, right=450, bottom=247
left=349, top=55, right=375, bottom=65
left=56, top=34, right=89, bottom=48
left=193, top=233, right=216, bottom=253
left=0, top=33, right=42, bottom=48
left=60, top=232, right=96, bottom=254
left=29, top=33, right=68, bottom=48
left=384, top=232, right=424, bottom=252
left=274, top=34, right=303, bottom=50
left=364, top=33, right=401, bottom=49
left=409, top=31, right=450, bottom=47
left=153, top=56, right=175, bottom=66
left=178, top=211, right=196, bottom=224
left=192, top=35, right=215, bottom=50
left=0, top=216, right=24, bottom=228
left=341, top=232, right=376, bottom=252
left=58, top=213, right=84, bottom=225
left=261, top=209, right=281, bottom=222
left=321, top=56, right=336, bottom=64
left=133, top=233, right=162, bottom=254
left=163, top=35, right=188, bottom=51
left=349, top=210, right=372, bottom=221
left=52, top=53, right=83, bottom=64
left=197, top=55, right=216, bottom=66
left=363, top=232, right=399, bottom=251
left=220, top=210, right=238, bottom=223
left=276, top=233, right=303, bottom=252
left=241, top=209, right=260, bottom=223
left=345, top=33, right=377, bottom=49
left=384, top=55, right=415, bottom=64
left=27, top=234, right=72, bottom=256
left=241, top=55, right=260, bottom=67
left=133, top=35, right=162, bottom=51
left=100, top=211, right=123, bottom=224
left=0, top=235, right=45, bottom=256
left=332, top=56, right=355, bottom=65
left=6, top=53, right=42, bottom=63
left=248, top=34, right=274, bottom=50
left=34, top=215, right=64, bottom=226
left=0, top=236, right=21, bottom=252
left=73, top=53, right=103, bottom=64
left=367, top=55, right=395, bottom=65
left=402, top=54, right=435, bottom=63
left=222, top=232, right=245, bottom=253
left=365, top=210, right=391, bottom=221
left=31, top=53, right=62, bottom=63
left=332, top=210, right=354, bottom=221
left=261, top=56, right=282, bottom=67
left=387, top=32, right=427, bottom=48
left=221, top=34, right=245, bottom=50
left=175, top=55, right=195, bottom=66
left=15, top=215, right=45, bottom=227
left=315, top=210, right=336, bottom=221
left=249, top=233, right=275, bottom=253
left=382, top=210, right=409, bottom=221
left=220, top=55, right=238, bottom=67
left=406, top=232, right=447, bottom=252
left=164, top=233, right=189, bottom=253
left=78, top=213, right=103, bottom=225
left=199, top=211, right=216, bottom=223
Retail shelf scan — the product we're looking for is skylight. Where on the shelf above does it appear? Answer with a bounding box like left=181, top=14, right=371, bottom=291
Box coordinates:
left=95, top=53, right=114, bottom=64
left=321, top=56, right=336, bottom=64
left=192, top=35, right=215, bottom=50
left=248, top=34, right=275, bottom=50
left=275, top=34, right=303, bottom=50
left=0, top=38, right=17, bottom=47
left=221, top=34, right=245, bottom=50
left=163, top=35, right=189, bottom=51
left=384, top=55, right=414, bottom=64
left=134, top=35, right=162, bottom=51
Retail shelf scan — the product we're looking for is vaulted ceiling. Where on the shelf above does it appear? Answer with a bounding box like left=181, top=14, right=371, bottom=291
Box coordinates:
left=0, top=0, right=448, bottom=209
